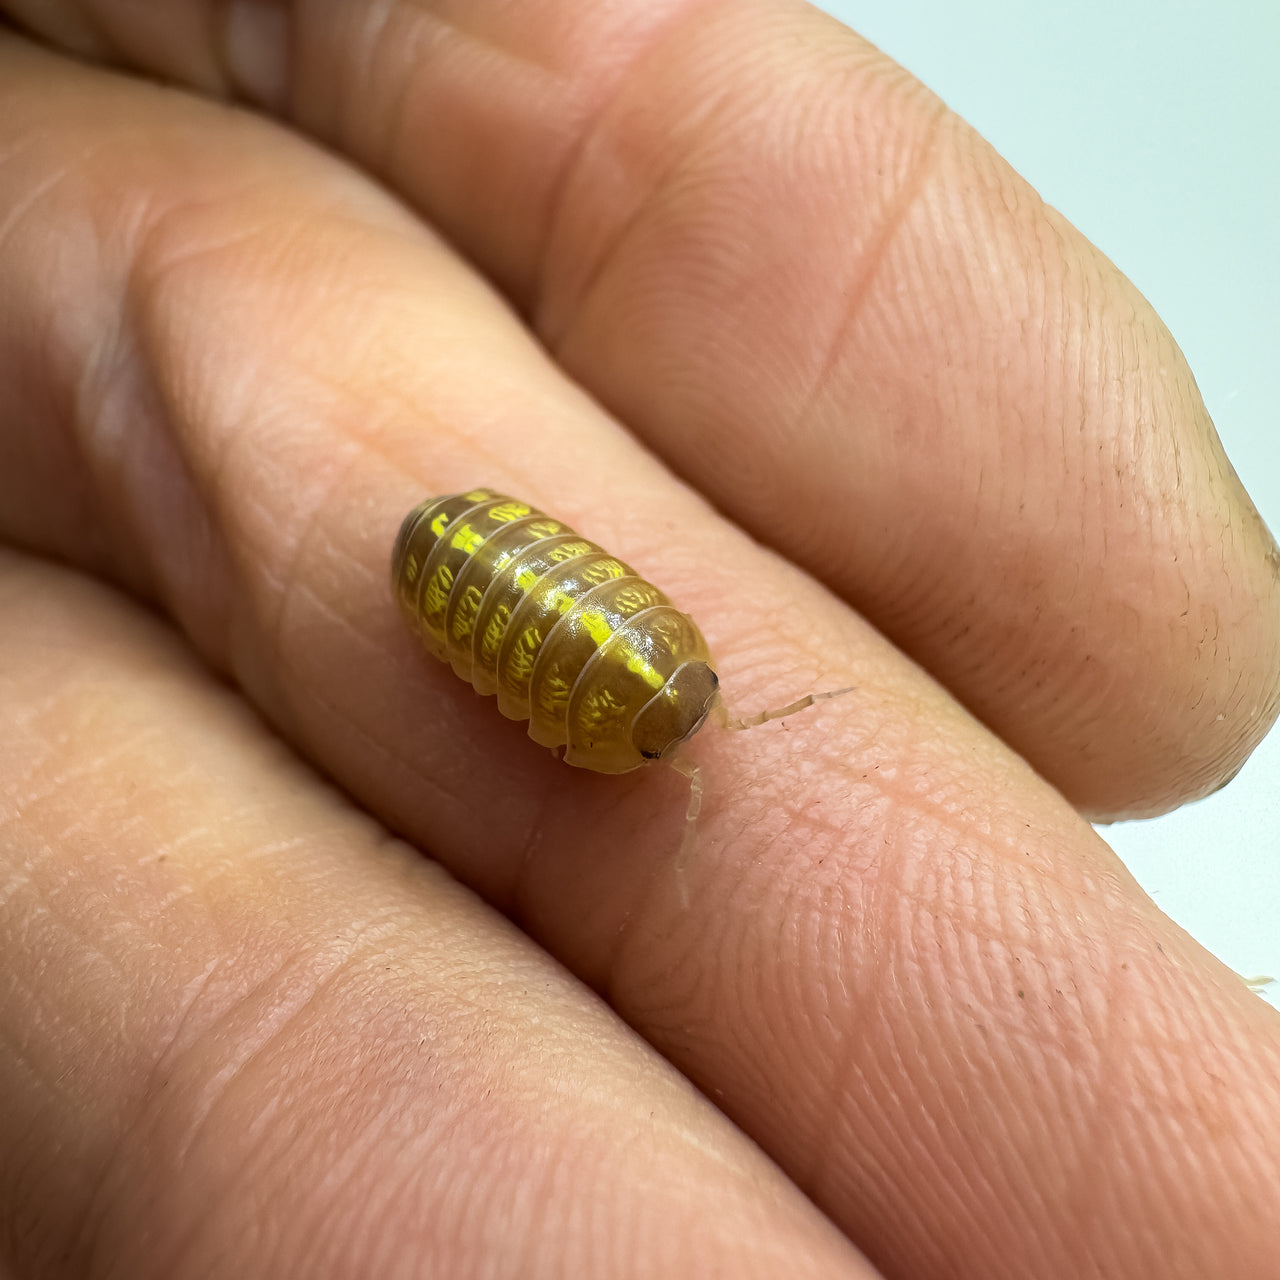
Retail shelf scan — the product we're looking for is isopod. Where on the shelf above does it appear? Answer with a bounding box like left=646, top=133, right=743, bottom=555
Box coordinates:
left=391, top=488, right=721, bottom=774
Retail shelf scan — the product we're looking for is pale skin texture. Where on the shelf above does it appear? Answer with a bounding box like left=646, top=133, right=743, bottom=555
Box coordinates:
left=0, top=4, right=1278, bottom=1279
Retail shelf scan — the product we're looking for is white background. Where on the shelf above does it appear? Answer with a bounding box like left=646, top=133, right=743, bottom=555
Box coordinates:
left=815, top=0, right=1279, bottom=1003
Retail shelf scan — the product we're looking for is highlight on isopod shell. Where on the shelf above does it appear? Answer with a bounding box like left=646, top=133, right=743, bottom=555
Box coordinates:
left=391, top=489, right=721, bottom=774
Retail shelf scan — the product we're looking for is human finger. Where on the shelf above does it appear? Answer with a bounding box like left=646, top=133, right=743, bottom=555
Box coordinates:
left=1, top=35, right=1278, bottom=1280
left=0, top=551, right=866, bottom=1279
left=6, top=0, right=1278, bottom=818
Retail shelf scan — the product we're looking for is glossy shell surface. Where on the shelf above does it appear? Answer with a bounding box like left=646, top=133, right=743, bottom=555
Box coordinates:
left=392, top=489, right=719, bottom=773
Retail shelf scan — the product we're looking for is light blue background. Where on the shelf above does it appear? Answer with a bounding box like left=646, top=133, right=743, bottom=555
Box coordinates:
left=816, top=0, right=1279, bottom=1003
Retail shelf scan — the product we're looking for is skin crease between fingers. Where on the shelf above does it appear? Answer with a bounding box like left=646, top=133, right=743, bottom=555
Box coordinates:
left=0, top=552, right=867, bottom=1280
left=1, top=27, right=1279, bottom=1280
left=3, top=0, right=1277, bottom=818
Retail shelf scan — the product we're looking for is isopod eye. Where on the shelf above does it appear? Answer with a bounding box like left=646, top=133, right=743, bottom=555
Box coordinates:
left=631, top=662, right=720, bottom=762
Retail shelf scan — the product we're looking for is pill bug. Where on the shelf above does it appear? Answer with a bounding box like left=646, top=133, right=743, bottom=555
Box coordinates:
left=391, top=488, right=721, bottom=774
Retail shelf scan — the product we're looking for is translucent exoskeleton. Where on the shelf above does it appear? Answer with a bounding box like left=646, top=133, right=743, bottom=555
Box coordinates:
left=392, top=488, right=722, bottom=773
left=392, top=489, right=851, bottom=858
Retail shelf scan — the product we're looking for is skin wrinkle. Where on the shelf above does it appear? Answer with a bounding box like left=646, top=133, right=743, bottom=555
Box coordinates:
left=531, top=0, right=723, bottom=341
left=75, top=898, right=441, bottom=1276
left=297, top=1108, right=435, bottom=1278
left=406, top=0, right=564, bottom=77
left=276, top=551, right=390, bottom=672
left=542, top=114, right=697, bottom=362
left=753, top=879, right=822, bottom=1097
left=310, top=683, right=479, bottom=835
left=132, top=950, right=410, bottom=1280
left=367, top=2, right=435, bottom=186
left=611, top=860, right=723, bottom=1044
left=7, top=737, right=155, bottom=845
left=70, top=188, right=241, bottom=604
left=76, top=300, right=190, bottom=599
left=506, top=762, right=571, bottom=929
left=817, top=1018, right=944, bottom=1259
left=0, top=155, right=143, bottom=583
left=0, top=698, right=74, bottom=810
left=0, top=152, right=81, bottom=251
left=164, top=947, right=362, bottom=1170
left=37, top=1033, right=153, bottom=1273
left=797, top=883, right=867, bottom=1198
left=326, top=1133, right=467, bottom=1280
left=896, top=1059, right=1050, bottom=1276
left=707, top=927, right=792, bottom=1118
left=257, top=444, right=368, bottom=686
left=66, top=954, right=232, bottom=1277
left=788, top=104, right=946, bottom=466
left=1097, top=987, right=1244, bottom=1273
left=136, top=395, right=324, bottom=716
left=830, top=729, right=1111, bottom=903
left=1054, top=950, right=1129, bottom=1267
left=157, top=945, right=355, bottom=1142
left=1074, top=1041, right=1195, bottom=1277
left=808, top=824, right=1131, bottom=1264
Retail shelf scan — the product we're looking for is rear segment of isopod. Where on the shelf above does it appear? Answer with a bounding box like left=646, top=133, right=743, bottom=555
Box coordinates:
left=392, top=490, right=719, bottom=773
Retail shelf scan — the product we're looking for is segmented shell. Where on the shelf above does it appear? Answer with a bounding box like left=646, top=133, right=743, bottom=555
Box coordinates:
left=392, top=489, right=720, bottom=773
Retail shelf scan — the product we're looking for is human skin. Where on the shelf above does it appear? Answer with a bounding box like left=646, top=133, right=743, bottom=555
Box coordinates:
left=0, top=3, right=1278, bottom=1279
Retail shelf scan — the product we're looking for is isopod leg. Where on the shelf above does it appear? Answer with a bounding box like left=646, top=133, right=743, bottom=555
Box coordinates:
left=667, top=754, right=704, bottom=909
left=715, top=685, right=857, bottom=732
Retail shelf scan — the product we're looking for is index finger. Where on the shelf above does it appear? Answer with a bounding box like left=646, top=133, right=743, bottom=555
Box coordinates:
left=9, top=0, right=1279, bottom=819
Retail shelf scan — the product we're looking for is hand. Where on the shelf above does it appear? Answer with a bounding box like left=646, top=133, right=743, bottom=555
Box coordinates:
left=1, top=5, right=1277, bottom=1278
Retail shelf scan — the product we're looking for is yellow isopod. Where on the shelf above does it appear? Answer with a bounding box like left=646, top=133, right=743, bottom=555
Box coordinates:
left=391, top=488, right=721, bottom=774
